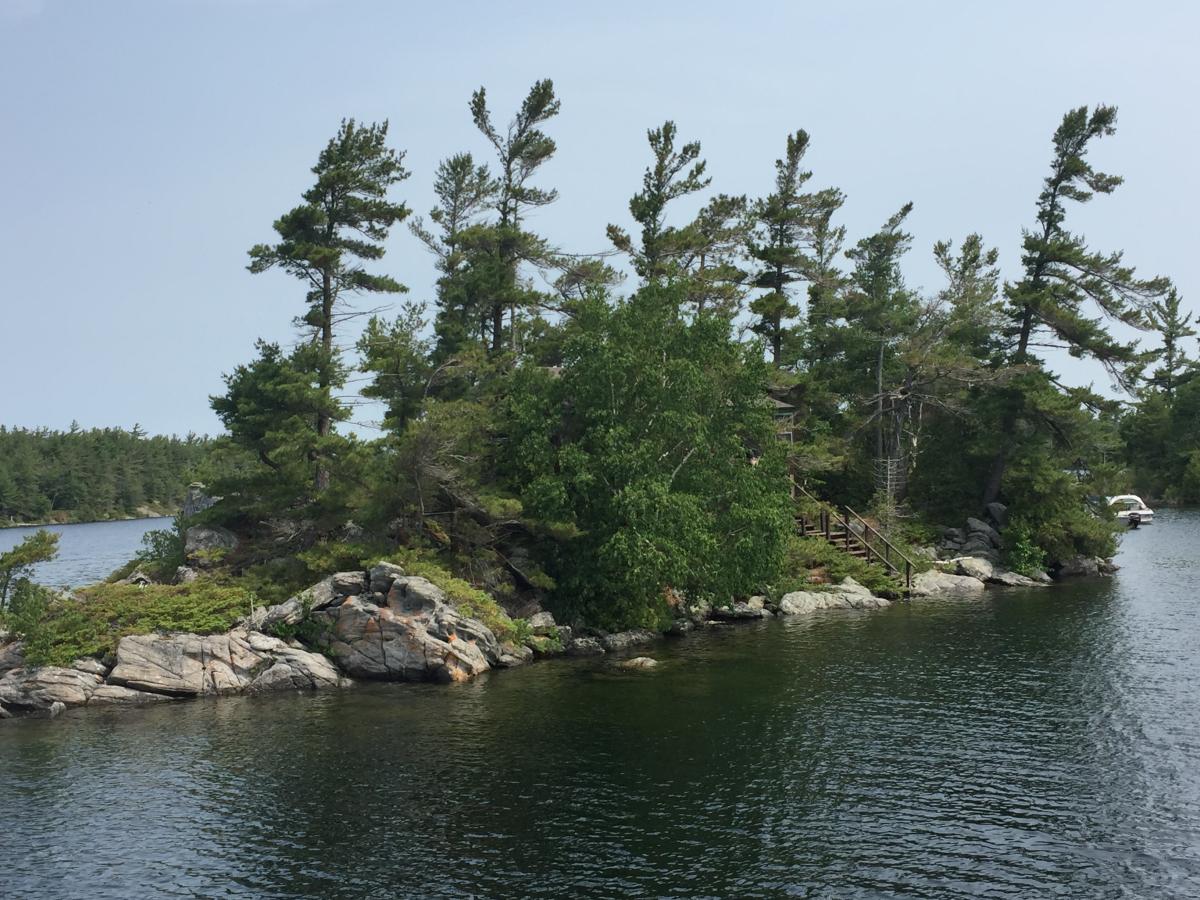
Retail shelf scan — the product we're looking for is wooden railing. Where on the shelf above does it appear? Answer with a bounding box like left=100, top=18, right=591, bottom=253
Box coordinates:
left=791, top=479, right=914, bottom=590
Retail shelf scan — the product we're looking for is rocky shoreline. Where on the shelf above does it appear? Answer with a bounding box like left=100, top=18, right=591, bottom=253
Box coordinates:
left=0, top=547, right=1115, bottom=721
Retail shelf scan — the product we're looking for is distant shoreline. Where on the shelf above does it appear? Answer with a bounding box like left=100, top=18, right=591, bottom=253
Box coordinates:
left=1, top=513, right=174, bottom=531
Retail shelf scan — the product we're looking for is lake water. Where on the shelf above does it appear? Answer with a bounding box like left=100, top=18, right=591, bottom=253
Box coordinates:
left=0, top=518, right=173, bottom=587
left=2, top=511, right=1199, bottom=898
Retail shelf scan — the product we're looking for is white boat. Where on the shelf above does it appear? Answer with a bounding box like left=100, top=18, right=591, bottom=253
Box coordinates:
left=1108, top=494, right=1154, bottom=523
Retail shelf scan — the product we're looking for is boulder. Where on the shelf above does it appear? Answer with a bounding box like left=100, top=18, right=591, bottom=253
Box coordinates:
left=369, top=562, right=406, bottom=595
left=72, top=658, right=109, bottom=677
left=0, top=641, right=26, bottom=676
left=910, top=570, right=987, bottom=598
left=108, top=632, right=263, bottom=696
left=117, top=569, right=154, bottom=586
left=1056, top=555, right=1100, bottom=578
left=959, top=541, right=1000, bottom=563
left=528, top=611, right=557, bottom=635
left=778, top=583, right=891, bottom=616
left=497, top=643, right=534, bottom=668
left=300, top=577, right=342, bottom=612
left=939, top=526, right=966, bottom=545
left=951, top=556, right=994, bottom=581
left=566, top=637, right=605, bottom=656
left=108, top=628, right=346, bottom=697
left=249, top=596, right=306, bottom=633
left=746, top=596, right=767, bottom=611
left=620, top=657, right=658, bottom=669
left=174, top=566, right=198, bottom=585
left=248, top=646, right=342, bottom=692
left=601, top=629, right=658, bottom=652
left=330, top=571, right=367, bottom=596
left=837, top=577, right=874, bottom=598
left=183, top=525, right=237, bottom=561
left=965, top=517, right=1002, bottom=548
left=313, top=576, right=499, bottom=683
left=984, top=502, right=1008, bottom=529
left=0, top=666, right=103, bottom=710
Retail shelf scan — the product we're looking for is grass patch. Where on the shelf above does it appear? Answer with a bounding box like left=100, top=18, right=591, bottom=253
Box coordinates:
left=10, top=581, right=256, bottom=667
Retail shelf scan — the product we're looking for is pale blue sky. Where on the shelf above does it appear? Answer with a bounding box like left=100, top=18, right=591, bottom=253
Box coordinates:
left=2, top=0, right=1196, bottom=436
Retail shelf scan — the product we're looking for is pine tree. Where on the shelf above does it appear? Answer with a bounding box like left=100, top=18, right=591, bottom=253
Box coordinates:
left=410, top=153, right=497, bottom=359
left=1145, top=289, right=1196, bottom=403
left=748, top=130, right=812, bottom=364
left=469, top=80, right=561, bottom=353
left=247, top=119, right=409, bottom=490
left=607, top=121, right=711, bottom=284
left=982, top=105, right=1172, bottom=505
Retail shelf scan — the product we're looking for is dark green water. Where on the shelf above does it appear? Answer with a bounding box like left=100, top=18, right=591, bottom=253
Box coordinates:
left=2, top=512, right=1199, bottom=898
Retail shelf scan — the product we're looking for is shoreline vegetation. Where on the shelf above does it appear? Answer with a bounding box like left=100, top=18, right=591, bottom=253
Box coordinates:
left=2, top=84, right=1195, bottom=721
left=2, top=512, right=172, bottom=530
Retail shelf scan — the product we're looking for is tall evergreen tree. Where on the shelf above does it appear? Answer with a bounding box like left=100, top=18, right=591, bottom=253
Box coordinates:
left=982, top=105, right=1171, bottom=504
left=247, top=119, right=409, bottom=489
left=1145, top=289, right=1196, bottom=403
left=607, top=121, right=711, bottom=284
left=410, top=154, right=497, bottom=360
left=843, top=203, right=917, bottom=465
left=748, top=130, right=813, bottom=364
left=469, top=79, right=561, bottom=352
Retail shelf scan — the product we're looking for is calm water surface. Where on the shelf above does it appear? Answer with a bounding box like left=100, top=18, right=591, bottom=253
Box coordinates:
left=2, top=511, right=1199, bottom=898
left=0, top=518, right=173, bottom=587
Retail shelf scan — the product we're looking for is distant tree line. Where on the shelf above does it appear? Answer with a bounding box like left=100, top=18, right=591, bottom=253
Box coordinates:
left=0, top=425, right=213, bottom=524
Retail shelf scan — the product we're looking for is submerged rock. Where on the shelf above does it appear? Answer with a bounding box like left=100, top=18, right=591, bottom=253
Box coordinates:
left=987, top=569, right=1046, bottom=588
left=620, top=657, right=658, bottom=669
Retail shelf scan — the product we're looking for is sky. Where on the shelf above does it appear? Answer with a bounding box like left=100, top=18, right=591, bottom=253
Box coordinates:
left=1, top=0, right=1196, bottom=437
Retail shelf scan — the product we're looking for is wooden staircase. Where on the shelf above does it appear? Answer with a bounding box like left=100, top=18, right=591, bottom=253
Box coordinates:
left=792, top=480, right=915, bottom=590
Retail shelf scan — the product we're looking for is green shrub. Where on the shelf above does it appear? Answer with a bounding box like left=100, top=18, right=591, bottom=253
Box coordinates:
left=1005, top=520, right=1049, bottom=576
left=771, top=535, right=900, bottom=597
left=12, top=581, right=256, bottom=667
left=134, top=524, right=186, bottom=582
left=0, top=530, right=59, bottom=610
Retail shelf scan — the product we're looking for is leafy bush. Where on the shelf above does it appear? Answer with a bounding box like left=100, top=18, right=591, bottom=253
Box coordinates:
left=12, top=581, right=256, bottom=667
left=1004, top=520, right=1048, bottom=576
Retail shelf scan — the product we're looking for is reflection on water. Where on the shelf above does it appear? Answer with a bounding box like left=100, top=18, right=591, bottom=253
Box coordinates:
left=0, top=518, right=173, bottom=587
left=1, top=511, right=1199, bottom=897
